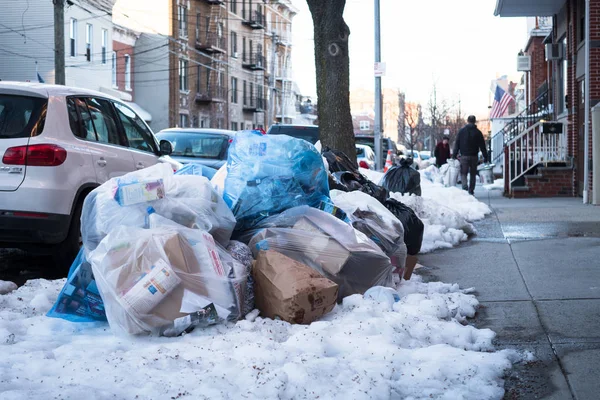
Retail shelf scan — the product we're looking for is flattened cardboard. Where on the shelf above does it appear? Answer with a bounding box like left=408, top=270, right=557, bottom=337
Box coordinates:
left=253, top=250, right=338, bottom=324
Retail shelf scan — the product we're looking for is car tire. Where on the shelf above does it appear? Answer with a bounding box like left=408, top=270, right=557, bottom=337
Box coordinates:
left=51, top=200, right=83, bottom=277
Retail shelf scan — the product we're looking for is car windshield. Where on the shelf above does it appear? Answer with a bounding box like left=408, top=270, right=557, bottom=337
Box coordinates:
left=157, top=132, right=229, bottom=159
left=0, top=94, right=47, bottom=139
left=412, top=151, right=419, bottom=158
left=356, top=146, right=365, bottom=156
left=267, top=126, right=319, bottom=144
left=355, top=137, right=374, bottom=150
left=420, top=153, right=430, bottom=160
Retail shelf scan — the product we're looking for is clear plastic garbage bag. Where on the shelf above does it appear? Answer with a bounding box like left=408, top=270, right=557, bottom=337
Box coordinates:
left=442, top=159, right=460, bottom=188
left=224, top=131, right=329, bottom=232
left=88, top=225, right=248, bottom=335
left=82, top=163, right=236, bottom=253
left=246, top=206, right=394, bottom=301
left=330, top=190, right=407, bottom=276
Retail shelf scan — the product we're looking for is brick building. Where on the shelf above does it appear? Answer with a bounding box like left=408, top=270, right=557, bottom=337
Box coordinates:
left=494, top=0, right=600, bottom=203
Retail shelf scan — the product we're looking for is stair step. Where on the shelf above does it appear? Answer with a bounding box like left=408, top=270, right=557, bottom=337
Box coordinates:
left=511, top=186, right=530, bottom=192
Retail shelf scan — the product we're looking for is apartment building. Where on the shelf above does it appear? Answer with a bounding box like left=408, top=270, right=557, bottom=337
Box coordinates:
left=264, top=0, right=298, bottom=125
left=0, top=0, right=115, bottom=91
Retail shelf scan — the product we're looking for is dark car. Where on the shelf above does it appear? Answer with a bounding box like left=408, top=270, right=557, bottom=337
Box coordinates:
left=354, top=135, right=399, bottom=167
left=266, top=124, right=320, bottom=145
left=155, top=128, right=235, bottom=174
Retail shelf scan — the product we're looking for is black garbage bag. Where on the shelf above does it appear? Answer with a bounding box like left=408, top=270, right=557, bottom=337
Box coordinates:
left=380, top=158, right=422, bottom=196
left=323, top=147, right=359, bottom=173
left=384, top=198, right=424, bottom=255
left=332, top=171, right=389, bottom=204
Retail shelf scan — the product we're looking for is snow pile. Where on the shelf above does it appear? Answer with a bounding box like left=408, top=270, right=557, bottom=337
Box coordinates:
left=0, top=278, right=520, bottom=399
left=359, top=168, right=491, bottom=253
left=0, top=280, right=18, bottom=295
left=484, top=178, right=504, bottom=191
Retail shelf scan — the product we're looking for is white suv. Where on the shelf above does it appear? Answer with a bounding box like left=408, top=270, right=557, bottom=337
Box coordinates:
left=0, top=82, right=175, bottom=272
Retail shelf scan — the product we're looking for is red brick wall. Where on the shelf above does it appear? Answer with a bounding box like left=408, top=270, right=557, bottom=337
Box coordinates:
left=520, top=168, right=575, bottom=197
left=567, top=0, right=578, bottom=196
left=526, top=37, right=550, bottom=104
left=588, top=0, right=600, bottom=195
left=113, top=40, right=135, bottom=99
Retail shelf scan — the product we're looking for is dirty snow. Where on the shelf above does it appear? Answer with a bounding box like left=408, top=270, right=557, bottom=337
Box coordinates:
left=0, top=280, right=17, bottom=295
left=360, top=168, right=491, bottom=253
left=484, top=179, right=505, bottom=191
left=0, top=278, right=521, bottom=400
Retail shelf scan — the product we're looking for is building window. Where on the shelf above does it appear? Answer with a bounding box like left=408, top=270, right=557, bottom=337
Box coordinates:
left=243, top=80, right=247, bottom=105
left=231, top=121, right=238, bottom=131
left=360, top=120, right=370, bottom=130
left=231, top=31, right=237, bottom=57
left=196, top=13, right=201, bottom=41
left=70, top=19, right=77, bottom=57
left=124, top=54, right=131, bottom=90
left=101, top=29, right=107, bottom=64
left=111, top=52, right=117, bottom=87
left=197, top=65, right=201, bottom=92
left=231, top=77, right=238, bottom=103
left=85, top=24, right=92, bottom=62
left=179, top=114, right=189, bottom=128
left=242, top=37, right=247, bottom=61
left=179, top=59, right=189, bottom=92
left=249, top=82, right=254, bottom=106
left=178, top=5, right=188, bottom=38
left=230, top=0, right=237, bottom=14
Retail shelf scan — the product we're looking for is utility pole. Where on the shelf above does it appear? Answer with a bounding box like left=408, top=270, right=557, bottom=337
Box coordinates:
left=53, top=0, right=66, bottom=85
left=374, top=0, right=382, bottom=170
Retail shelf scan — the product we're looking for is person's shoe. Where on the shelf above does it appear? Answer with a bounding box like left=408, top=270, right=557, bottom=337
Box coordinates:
left=468, top=191, right=474, bottom=196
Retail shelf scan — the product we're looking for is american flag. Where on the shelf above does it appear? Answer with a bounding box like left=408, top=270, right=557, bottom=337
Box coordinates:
left=490, top=85, right=514, bottom=118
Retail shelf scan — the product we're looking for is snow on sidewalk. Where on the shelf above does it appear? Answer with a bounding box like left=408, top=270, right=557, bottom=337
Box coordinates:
left=0, top=278, right=521, bottom=400
left=360, top=168, right=491, bottom=253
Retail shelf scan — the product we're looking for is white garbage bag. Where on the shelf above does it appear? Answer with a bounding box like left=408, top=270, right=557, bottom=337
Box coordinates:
left=442, top=159, right=460, bottom=188
left=88, top=225, right=248, bottom=335
left=82, top=163, right=236, bottom=253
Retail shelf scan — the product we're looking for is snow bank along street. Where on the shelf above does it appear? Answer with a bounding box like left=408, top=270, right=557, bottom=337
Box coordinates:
left=0, top=277, right=523, bottom=400
left=1, top=133, right=514, bottom=400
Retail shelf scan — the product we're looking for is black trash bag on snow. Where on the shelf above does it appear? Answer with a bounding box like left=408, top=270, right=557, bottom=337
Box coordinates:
left=384, top=198, right=424, bottom=256
left=379, top=158, right=422, bottom=196
left=323, top=147, right=359, bottom=173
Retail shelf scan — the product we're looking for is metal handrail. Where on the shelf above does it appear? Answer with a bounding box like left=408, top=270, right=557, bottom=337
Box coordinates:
left=490, top=89, right=552, bottom=163
left=506, top=120, right=567, bottom=194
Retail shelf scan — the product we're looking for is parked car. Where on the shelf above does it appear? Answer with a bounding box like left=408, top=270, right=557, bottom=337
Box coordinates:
left=155, top=128, right=236, bottom=176
left=0, top=82, right=175, bottom=272
left=355, top=135, right=399, bottom=169
left=266, top=124, right=319, bottom=145
left=356, top=144, right=376, bottom=170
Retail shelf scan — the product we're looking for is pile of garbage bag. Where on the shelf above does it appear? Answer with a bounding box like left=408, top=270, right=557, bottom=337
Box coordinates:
left=48, top=132, right=426, bottom=334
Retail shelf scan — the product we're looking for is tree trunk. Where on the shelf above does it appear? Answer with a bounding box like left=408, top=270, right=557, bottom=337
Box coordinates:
left=306, top=0, right=356, bottom=163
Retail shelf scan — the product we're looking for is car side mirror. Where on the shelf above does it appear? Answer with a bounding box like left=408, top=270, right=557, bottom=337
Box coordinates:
left=159, top=140, right=173, bottom=156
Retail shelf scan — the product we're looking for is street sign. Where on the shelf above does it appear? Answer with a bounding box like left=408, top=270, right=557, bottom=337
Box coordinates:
left=374, top=62, right=386, bottom=77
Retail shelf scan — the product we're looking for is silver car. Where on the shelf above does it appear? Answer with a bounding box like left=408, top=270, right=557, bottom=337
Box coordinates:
left=0, top=82, right=174, bottom=272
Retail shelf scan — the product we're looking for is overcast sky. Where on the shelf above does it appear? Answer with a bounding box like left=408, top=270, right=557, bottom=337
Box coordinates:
left=290, top=0, right=528, bottom=119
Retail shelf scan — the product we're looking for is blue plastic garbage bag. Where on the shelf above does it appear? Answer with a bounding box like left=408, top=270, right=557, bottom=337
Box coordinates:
left=175, top=163, right=218, bottom=180
left=47, top=248, right=107, bottom=323
left=224, top=131, right=329, bottom=232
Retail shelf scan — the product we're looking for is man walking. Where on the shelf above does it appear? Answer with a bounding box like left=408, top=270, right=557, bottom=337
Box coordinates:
left=453, top=115, right=488, bottom=195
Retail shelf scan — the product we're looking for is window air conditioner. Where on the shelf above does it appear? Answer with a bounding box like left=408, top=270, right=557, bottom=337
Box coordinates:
left=517, top=55, right=531, bottom=71
left=233, top=52, right=239, bottom=58
left=545, top=43, right=563, bottom=61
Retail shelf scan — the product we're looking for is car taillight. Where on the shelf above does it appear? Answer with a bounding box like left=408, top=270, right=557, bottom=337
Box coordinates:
left=3, top=144, right=67, bottom=166
left=359, top=160, right=369, bottom=169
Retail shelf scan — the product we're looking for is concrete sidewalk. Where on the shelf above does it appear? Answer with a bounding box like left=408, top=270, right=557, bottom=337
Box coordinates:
left=418, top=186, right=600, bottom=400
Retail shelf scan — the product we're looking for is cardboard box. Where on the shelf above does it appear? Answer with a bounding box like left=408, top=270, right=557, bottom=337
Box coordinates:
left=403, top=255, right=419, bottom=280
left=253, top=250, right=338, bottom=324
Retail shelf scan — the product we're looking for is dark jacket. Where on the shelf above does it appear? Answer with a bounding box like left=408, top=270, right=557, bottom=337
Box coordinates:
left=453, top=123, right=488, bottom=162
left=434, top=141, right=450, bottom=166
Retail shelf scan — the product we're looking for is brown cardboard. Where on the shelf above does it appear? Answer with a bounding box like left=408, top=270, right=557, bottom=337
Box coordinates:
left=403, top=255, right=419, bottom=280
left=253, top=250, right=338, bottom=324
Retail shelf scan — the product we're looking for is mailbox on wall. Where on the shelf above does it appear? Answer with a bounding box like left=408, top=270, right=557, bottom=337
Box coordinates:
left=542, top=122, right=563, bottom=134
